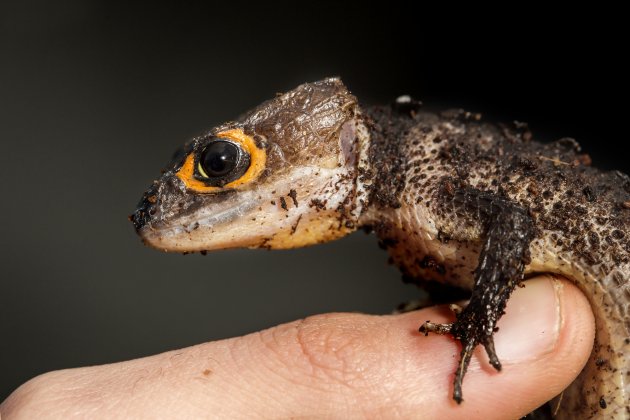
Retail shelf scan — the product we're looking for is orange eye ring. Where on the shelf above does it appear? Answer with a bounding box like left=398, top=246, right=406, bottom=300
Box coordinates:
left=175, top=128, right=266, bottom=193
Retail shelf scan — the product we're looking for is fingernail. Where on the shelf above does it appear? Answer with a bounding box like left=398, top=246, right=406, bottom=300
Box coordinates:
left=494, top=275, right=562, bottom=362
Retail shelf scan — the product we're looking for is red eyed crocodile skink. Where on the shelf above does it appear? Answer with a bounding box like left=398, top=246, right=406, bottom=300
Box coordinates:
left=130, top=78, right=629, bottom=419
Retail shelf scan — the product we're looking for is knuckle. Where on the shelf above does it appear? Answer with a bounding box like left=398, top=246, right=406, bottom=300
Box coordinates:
left=290, top=313, right=386, bottom=387
left=228, top=312, right=395, bottom=408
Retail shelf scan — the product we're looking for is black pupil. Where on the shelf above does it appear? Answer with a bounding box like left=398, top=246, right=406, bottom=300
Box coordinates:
left=200, top=141, right=239, bottom=177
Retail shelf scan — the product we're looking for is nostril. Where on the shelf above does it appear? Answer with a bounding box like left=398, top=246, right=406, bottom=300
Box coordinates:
left=130, top=200, right=152, bottom=231
left=130, top=185, right=159, bottom=231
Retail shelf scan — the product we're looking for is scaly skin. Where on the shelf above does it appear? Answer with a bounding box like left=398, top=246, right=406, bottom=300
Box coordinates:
left=361, top=105, right=630, bottom=418
left=132, top=78, right=629, bottom=419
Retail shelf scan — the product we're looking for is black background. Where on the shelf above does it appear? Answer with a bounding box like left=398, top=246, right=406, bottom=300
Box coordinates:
left=1, top=2, right=627, bottom=400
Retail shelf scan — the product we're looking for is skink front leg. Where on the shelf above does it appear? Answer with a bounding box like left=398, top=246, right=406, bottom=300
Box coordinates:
left=420, top=187, right=536, bottom=403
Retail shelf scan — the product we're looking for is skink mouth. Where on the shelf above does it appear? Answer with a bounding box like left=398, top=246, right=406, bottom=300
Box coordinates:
left=129, top=178, right=261, bottom=251
left=140, top=199, right=259, bottom=241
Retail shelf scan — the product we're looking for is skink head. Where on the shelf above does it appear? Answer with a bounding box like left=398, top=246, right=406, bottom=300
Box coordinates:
left=131, top=78, right=370, bottom=252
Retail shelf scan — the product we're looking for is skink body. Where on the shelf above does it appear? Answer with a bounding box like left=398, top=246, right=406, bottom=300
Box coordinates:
left=132, top=78, right=629, bottom=419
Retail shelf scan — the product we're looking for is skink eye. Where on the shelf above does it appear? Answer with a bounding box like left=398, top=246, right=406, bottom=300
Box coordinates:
left=175, top=128, right=265, bottom=192
left=195, top=138, right=250, bottom=186
left=200, top=141, right=240, bottom=177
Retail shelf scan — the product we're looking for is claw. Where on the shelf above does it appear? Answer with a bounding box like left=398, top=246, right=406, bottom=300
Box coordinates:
left=420, top=304, right=504, bottom=405
left=483, top=337, right=502, bottom=371
left=419, top=321, right=453, bottom=336
left=453, top=340, right=476, bottom=404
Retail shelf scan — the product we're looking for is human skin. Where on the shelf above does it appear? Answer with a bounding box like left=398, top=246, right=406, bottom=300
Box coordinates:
left=1, top=275, right=594, bottom=419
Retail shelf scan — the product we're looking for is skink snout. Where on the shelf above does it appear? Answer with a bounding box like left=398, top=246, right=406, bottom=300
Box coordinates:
left=130, top=182, right=159, bottom=231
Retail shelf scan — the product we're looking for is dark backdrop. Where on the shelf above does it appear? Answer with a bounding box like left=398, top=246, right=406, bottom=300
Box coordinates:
left=1, top=2, right=627, bottom=400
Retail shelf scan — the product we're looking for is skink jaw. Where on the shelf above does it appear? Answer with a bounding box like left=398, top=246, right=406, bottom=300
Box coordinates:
left=132, top=162, right=362, bottom=253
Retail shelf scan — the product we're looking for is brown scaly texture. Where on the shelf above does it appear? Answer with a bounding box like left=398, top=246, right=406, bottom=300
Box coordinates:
left=360, top=104, right=630, bottom=419
left=133, top=78, right=628, bottom=418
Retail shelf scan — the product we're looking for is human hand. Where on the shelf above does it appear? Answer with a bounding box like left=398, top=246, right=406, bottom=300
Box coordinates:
left=0, top=275, right=594, bottom=419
